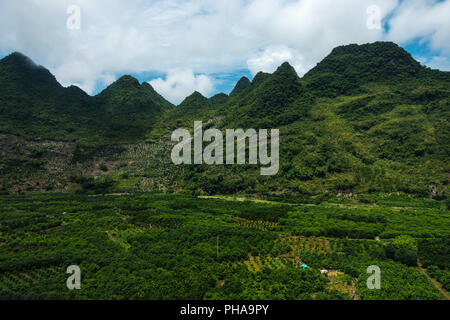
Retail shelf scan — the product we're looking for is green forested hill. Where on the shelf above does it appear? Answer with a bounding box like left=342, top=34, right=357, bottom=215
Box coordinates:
left=159, top=42, right=449, bottom=197
left=0, top=53, right=173, bottom=145
left=0, top=42, right=449, bottom=197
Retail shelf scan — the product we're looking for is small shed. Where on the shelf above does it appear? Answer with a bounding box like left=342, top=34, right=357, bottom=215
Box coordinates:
left=320, top=269, right=328, bottom=275
left=300, top=264, right=309, bottom=270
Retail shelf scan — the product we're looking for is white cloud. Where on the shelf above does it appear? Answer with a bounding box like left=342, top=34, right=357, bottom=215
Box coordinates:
left=384, top=0, right=450, bottom=71
left=149, top=69, right=214, bottom=105
left=424, top=56, right=450, bottom=71
left=0, top=0, right=448, bottom=96
left=247, top=45, right=312, bottom=76
left=386, top=0, right=450, bottom=55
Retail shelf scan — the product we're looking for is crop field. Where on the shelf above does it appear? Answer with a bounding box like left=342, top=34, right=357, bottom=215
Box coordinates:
left=0, top=192, right=448, bottom=300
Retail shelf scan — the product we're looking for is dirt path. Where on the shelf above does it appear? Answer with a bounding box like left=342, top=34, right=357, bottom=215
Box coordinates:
left=417, top=260, right=449, bottom=300
left=198, top=195, right=295, bottom=205
left=351, top=280, right=359, bottom=300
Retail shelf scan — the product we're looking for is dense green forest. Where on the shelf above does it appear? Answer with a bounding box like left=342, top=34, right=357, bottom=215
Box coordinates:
left=0, top=53, right=173, bottom=145
left=0, top=193, right=448, bottom=300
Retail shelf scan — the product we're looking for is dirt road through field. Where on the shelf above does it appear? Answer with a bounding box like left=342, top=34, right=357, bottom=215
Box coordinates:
left=417, top=260, right=449, bottom=300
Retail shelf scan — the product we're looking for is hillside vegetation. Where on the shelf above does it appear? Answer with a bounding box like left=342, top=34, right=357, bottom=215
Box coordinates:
left=0, top=42, right=449, bottom=197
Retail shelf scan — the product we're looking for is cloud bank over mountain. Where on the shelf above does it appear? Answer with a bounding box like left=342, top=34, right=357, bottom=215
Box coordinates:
left=149, top=69, right=214, bottom=105
left=0, top=0, right=448, bottom=103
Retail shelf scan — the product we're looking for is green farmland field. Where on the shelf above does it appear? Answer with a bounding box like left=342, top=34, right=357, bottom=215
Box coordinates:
left=0, top=192, right=448, bottom=300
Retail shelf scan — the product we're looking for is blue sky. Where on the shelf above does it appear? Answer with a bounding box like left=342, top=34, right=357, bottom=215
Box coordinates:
left=126, top=69, right=254, bottom=100
left=0, top=0, right=449, bottom=104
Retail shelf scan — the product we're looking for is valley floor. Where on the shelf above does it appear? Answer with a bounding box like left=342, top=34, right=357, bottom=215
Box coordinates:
left=0, top=192, right=448, bottom=300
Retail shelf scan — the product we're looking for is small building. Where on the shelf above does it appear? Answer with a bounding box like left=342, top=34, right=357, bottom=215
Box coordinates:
left=300, top=264, right=309, bottom=270
left=320, top=269, right=328, bottom=275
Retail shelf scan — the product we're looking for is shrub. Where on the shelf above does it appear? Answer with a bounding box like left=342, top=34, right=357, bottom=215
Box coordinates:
left=386, top=235, right=418, bottom=266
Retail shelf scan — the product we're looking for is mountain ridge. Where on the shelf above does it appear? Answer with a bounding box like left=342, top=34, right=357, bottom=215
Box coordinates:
left=0, top=41, right=448, bottom=197
left=2, top=41, right=447, bottom=101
